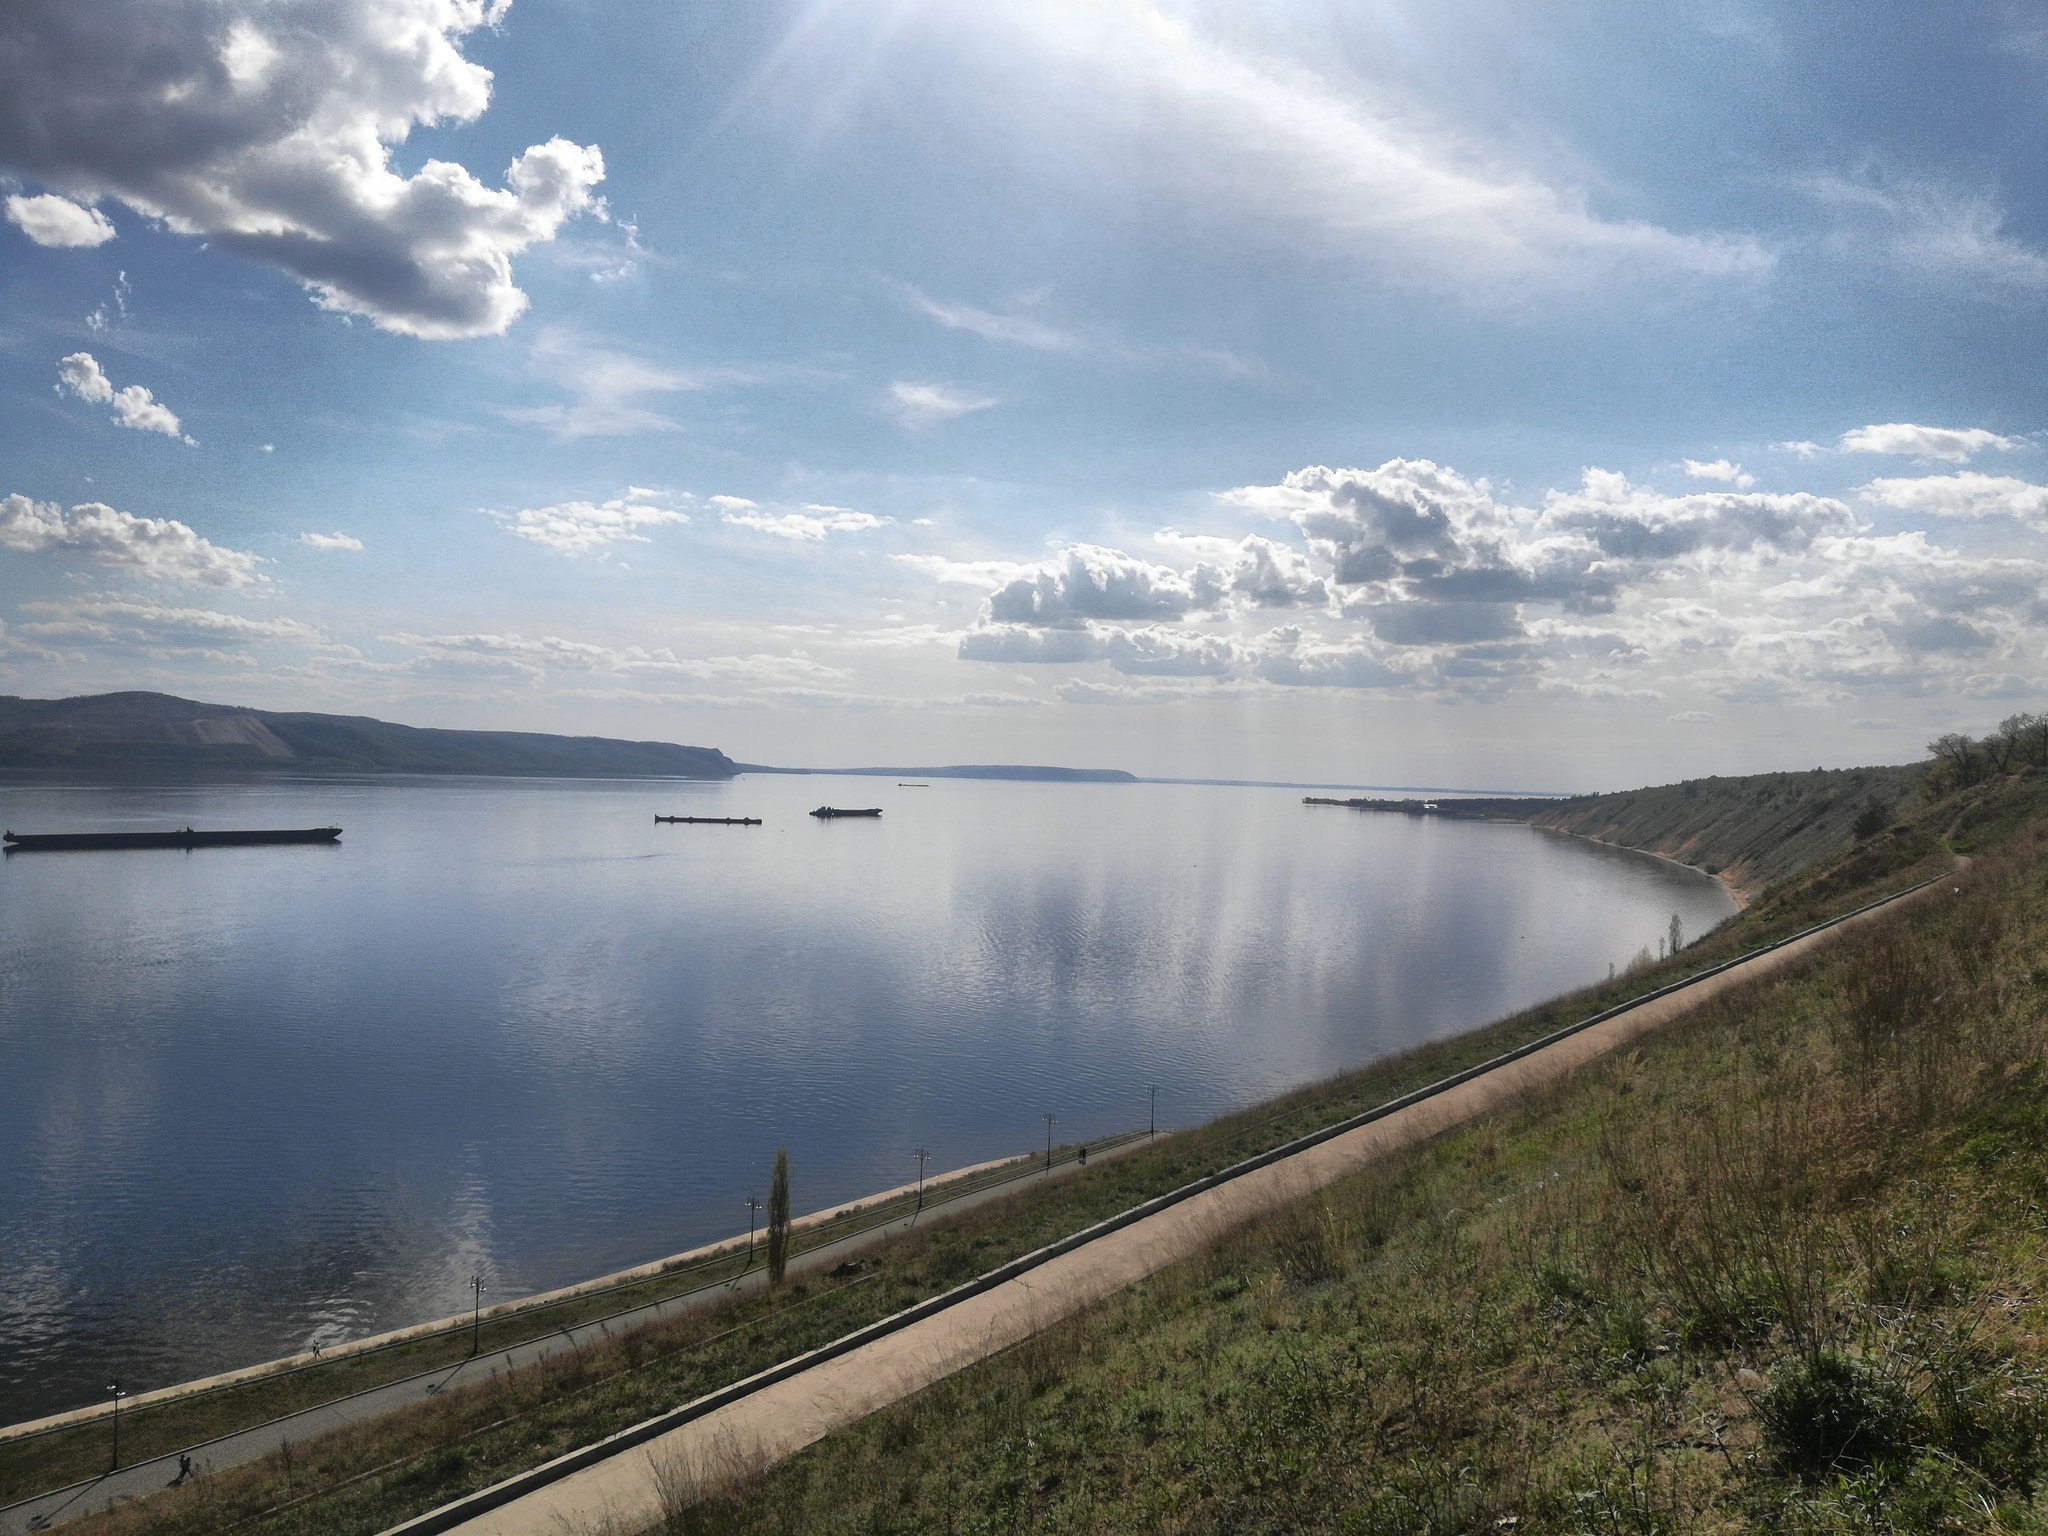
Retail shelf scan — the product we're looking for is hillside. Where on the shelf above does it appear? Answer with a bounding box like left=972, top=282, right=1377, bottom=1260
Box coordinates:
left=0, top=692, right=738, bottom=778
left=1313, top=763, right=1925, bottom=899
left=1527, top=763, right=1923, bottom=896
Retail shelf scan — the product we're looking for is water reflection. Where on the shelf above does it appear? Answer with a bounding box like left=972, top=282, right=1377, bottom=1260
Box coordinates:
left=0, top=774, right=1732, bottom=1420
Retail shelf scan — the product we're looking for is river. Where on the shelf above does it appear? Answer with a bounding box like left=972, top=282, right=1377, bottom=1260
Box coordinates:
left=0, top=772, right=1733, bottom=1421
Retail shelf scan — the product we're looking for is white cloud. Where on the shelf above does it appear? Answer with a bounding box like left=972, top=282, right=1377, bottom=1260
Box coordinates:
left=931, top=2, right=1770, bottom=298
left=383, top=630, right=847, bottom=685
left=299, top=531, right=365, bottom=551
left=1682, top=458, right=1755, bottom=488
left=720, top=504, right=890, bottom=542
left=1805, top=175, right=2048, bottom=291
left=5, top=192, right=114, bottom=246
left=1862, top=473, right=2048, bottom=526
left=1839, top=423, right=2021, bottom=463
left=491, top=490, right=689, bottom=556
left=921, top=455, right=2048, bottom=705
left=0, top=0, right=603, bottom=338
left=502, top=331, right=740, bottom=439
left=18, top=597, right=316, bottom=659
left=55, top=352, right=189, bottom=439
left=1668, top=710, right=1717, bottom=723
left=899, top=285, right=1262, bottom=377
left=1773, top=439, right=1825, bottom=458
left=0, top=493, right=262, bottom=585
left=885, top=381, right=999, bottom=429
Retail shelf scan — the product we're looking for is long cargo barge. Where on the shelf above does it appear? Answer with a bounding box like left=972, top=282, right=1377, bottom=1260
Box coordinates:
left=809, top=806, right=882, bottom=819
left=654, top=815, right=761, bottom=825
left=3, top=827, right=342, bottom=852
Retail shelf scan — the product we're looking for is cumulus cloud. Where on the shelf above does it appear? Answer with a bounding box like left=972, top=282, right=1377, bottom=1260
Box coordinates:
left=720, top=503, right=889, bottom=541
left=55, top=352, right=189, bottom=439
left=6, top=192, right=114, bottom=246
left=885, top=382, right=999, bottom=428
left=1, top=493, right=261, bottom=584
left=491, top=489, right=689, bottom=556
left=0, top=0, right=604, bottom=338
left=1682, top=458, right=1754, bottom=488
left=299, top=531, right=365, bottom=551
left=1839, top=423, right=2020, bottom=462
left=1862, top=473, right=2048, bottom=525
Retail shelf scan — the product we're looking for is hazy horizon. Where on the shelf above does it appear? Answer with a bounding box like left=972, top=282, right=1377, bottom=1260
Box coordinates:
left=4, top=2, right=2045, bottom=785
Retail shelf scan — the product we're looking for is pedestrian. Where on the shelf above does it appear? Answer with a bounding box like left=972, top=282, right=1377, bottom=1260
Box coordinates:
left=170, top=1453, right=193, bottom=1487
left=1078, top=1143, right=1087, bottom=1166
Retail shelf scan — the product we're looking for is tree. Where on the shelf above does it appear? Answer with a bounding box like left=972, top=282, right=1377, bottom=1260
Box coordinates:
left=1667, top=912, right=1684, bottom=956
left=2000, top=712, right=2048, bottom=769
left=1927, top=733, right=1984, bottom=790
left=767, top=1147, right=791, bottom=1286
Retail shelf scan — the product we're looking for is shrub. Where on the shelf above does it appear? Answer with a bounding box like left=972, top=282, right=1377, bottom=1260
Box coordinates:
left=1757, top=1350, right=1916, bottom=1477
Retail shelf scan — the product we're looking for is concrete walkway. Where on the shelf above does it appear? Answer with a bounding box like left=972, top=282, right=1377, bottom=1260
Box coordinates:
left=422, top=879, right=1941, bottom=1536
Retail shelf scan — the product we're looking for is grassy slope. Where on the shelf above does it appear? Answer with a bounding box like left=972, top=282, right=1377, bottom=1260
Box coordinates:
left=1527, top=764, right=1923, bottom=895
left=628, top=771, right=2048, bottom=1536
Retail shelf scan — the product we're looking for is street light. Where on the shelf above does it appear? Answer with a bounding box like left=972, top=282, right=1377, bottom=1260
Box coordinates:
left=469, top=1274, right=485, bottom=1357
left=1148, top=1084, right=1159, bottom=1140
left=107, top=1380, right=126, bottom=1473
left=1042, top=1112, right=1055, bottom=1174
left=745, top=1196, right=763, bottom=1268
left=914, top=1148, right=930, bottom=1211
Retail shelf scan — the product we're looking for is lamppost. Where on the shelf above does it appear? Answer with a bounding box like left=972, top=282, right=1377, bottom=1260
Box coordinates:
left=1148, top=1084, right=1159, bottom=1140
left=745, top=1196, right=763, bottom=1268
left=914, top=1148, right=930, bottom=1211
left=469, top=1274, right=485, bottom=1357
left=1042, top=1112, right=1055, bottom=1174
left=107, top=1380, right=126, bottom=1473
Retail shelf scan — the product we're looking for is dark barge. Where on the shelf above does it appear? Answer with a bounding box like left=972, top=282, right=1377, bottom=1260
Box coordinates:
left=654, top=815, right=762, bottom=825
left=3, top=827, right=342, bottom=852
left=809, top=806, right=882, bottom=819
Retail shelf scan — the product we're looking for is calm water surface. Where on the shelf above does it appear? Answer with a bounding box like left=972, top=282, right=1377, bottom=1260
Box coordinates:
left=0, top=774, right=1733, bottom=1420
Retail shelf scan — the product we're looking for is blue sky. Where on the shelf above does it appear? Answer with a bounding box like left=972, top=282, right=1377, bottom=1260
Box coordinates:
left=2, top=0, right=2046, bottom=788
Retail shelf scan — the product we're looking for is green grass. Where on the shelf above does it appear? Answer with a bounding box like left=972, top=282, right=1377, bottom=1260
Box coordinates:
left=633, top=776, right=2048, bottom=1536
left=41, top=773, right=1987, bottom=1535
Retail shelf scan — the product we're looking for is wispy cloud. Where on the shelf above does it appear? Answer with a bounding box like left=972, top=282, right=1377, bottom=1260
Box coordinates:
left=885, top=381, right=999, bottom=429
left=719, top=501, right=890, bottom=541
left=503, top=331, right=744, bottom=440
left=1839, top=423, right=2021, bottom=463
left=490, top=487, right=690, bottom=556
left=299, top=531, right=365, bottom=552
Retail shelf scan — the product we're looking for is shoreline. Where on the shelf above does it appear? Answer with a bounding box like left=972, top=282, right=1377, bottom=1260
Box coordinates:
left=0, top=1147, right=1043, bottom=1444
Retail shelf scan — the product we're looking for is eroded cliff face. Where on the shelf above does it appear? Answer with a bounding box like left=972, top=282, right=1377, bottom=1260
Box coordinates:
left=1526, top=765, right=1922, bottom=898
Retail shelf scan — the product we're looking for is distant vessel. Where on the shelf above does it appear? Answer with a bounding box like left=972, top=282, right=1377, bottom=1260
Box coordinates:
left=897, top=783, right=929, bottom=788
left=4, top=827, right=342, bottom=852
left=810, top=806, right=882, bottom=819
left=654, top=815, right=762, bottom=825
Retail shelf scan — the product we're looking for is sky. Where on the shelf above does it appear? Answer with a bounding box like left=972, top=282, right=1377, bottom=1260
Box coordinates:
left=2, top=0, right=2046, bottom=789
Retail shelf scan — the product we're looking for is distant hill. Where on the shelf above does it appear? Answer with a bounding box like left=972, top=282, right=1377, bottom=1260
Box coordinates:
left=0, top=692, right=739, bottom=779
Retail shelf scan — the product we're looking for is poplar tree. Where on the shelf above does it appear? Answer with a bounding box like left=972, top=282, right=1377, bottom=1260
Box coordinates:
left=767, top=1147, right=791, bottom=1285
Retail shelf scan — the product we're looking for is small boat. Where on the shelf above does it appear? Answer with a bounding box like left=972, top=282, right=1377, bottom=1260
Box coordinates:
left=897, top=783, right=929, bottom=788
left=4, top=827, right=342, bottom=852
left=654, top=815, right=762, bottom=826
left=809, top=806, right=882, bottom=819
